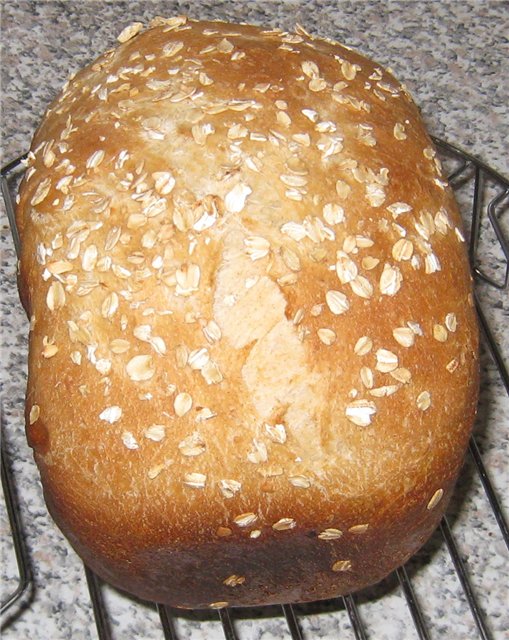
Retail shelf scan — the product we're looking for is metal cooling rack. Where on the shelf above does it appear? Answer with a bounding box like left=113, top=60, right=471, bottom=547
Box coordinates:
left=1, top=138, right=508, bottom=640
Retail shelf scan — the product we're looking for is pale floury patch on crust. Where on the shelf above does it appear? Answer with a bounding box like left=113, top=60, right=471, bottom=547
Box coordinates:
left=242, top=318, right=322, bottom=425
left=213, top=230, right=288, bottom=350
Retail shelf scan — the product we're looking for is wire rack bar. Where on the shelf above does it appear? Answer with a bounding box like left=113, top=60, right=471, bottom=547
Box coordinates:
left=343, top=594, right=367, bottom=640
left=0, top=444, right=32, bottom=614
left=468, top=439, right=509, bottom=549
left=487, top=188, right=509, bottom=263
left=0, top=157, right=23, bottom=259
left=445, top=157, right=470, bottom=184
left=157, top=605, right=179, bottom=640
left=469, top=165, right=483, bottom=268
left=475, top=296, right=509, bottom=396
left=282, top=604, right=304, bottom=640
left=431, top=136, right=508, bottom=185
left=218, top=607, right=238, bottom=640
left=395, top=566, right=430, bottom=640
left=84, top=566, right=113, bottom=640
left=439, top=519, right=492, bottom=640
left=472, top=184, right=509, bottom=290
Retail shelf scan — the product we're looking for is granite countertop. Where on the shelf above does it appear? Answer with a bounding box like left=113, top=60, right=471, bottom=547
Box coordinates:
left=1, top=1, right=507, bottom=639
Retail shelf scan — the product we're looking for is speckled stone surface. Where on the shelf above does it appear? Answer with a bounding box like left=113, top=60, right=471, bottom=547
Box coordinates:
left=1, top=1, right=507, bottom=639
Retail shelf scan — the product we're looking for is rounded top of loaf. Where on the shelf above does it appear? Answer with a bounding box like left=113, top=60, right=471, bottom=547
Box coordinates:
left=17, top=17, right=478, bottom=607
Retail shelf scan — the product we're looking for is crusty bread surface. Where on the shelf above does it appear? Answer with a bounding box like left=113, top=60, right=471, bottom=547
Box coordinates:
left=16, top=16, right=479, bottom=608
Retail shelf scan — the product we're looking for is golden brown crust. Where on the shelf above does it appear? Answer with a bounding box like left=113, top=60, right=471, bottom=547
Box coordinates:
left=17, top=16, right=478, bottom=608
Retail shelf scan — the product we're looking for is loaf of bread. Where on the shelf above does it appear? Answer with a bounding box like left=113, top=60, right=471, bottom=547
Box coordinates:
left=16, top=16, right=479, bottom=608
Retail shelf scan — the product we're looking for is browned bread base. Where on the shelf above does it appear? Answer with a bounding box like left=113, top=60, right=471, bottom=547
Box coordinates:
left=17, top=16, right=478, bottom=608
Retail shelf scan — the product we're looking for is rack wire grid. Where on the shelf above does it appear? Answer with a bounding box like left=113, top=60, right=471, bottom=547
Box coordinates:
left=1, top=137, right=508, bottom=640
